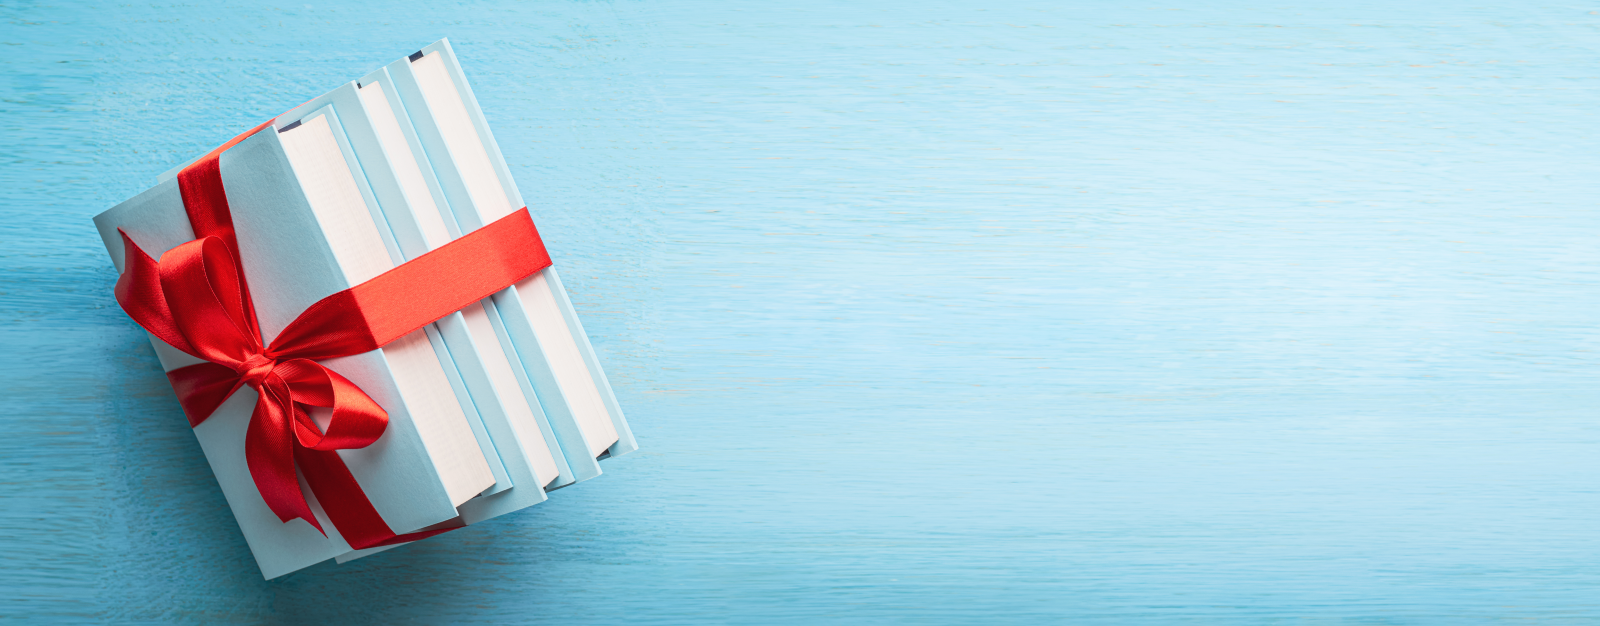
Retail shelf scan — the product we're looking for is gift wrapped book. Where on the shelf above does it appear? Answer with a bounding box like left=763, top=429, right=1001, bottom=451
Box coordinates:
left=92, top=39, right=637, bottom=579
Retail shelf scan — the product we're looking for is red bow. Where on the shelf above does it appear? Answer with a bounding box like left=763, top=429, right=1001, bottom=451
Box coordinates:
left=113, top=120, right=552, bottom=550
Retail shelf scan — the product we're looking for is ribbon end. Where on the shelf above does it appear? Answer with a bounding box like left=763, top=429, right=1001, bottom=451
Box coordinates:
left=294, top=512, right=327, bottom=537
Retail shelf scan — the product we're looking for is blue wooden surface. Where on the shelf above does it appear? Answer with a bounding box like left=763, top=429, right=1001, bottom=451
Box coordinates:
left=5, top=1, right=1600, bottom=622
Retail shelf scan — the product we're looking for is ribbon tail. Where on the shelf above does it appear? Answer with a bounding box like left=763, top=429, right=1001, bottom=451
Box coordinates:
left=294, top=446, right=455, bottom=551
left=245, top=377, right=323, bottom=535
left=166, top=363, right=245, bottom=427
left=269, top=359, right=406, bottom=550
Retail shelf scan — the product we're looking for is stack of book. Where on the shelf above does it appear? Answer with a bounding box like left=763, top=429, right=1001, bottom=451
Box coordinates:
left=93, top=39, right=637, bottom=579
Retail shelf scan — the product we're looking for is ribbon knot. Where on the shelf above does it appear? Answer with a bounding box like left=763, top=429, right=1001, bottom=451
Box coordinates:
left=237, top=353, right=276, bottom=389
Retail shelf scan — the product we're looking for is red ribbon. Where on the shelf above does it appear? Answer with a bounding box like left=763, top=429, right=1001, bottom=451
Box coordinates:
left=114, top=121, right=552, bottom=550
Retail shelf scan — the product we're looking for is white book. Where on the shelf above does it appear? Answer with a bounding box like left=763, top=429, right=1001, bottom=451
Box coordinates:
left=291, top=77, right=570, bottom=531
left=94, top=112, right=495, bottom=579
left=159, top=111, right=528, bottom=511
left=387, top=40, right=637, bottom=479
left=277, top=113, right=496, bottom=508
left=351, top=77, right=564, bottom=495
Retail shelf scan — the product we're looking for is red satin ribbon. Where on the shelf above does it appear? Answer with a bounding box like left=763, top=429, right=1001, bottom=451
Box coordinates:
left=115, top=121, right=552, bottom=550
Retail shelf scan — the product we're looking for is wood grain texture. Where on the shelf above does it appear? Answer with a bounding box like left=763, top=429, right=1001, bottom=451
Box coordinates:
left=4, top=1, right=1600, bottom=622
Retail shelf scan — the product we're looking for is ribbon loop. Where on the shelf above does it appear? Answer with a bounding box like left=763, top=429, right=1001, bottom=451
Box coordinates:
left=159, top=236, right=261, bottom=368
